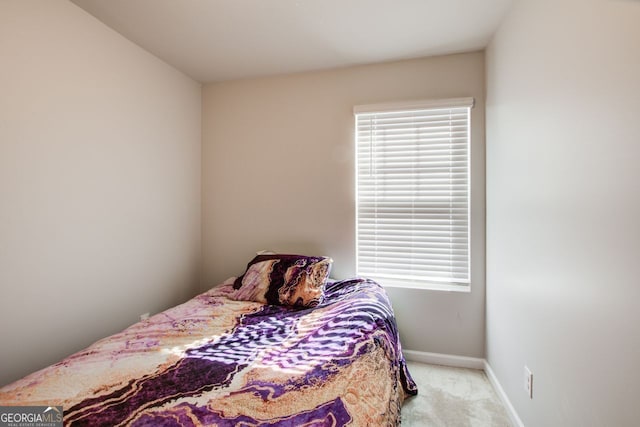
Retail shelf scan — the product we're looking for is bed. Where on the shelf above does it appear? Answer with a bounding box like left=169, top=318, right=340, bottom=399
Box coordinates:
left=0, top=254, right=417, bottom=426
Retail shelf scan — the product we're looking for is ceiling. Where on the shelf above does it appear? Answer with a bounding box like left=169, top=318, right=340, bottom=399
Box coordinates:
left=71, top=0, right=514, bottom=83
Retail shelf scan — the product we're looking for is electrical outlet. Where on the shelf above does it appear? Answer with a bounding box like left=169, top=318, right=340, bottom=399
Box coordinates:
left=524, top=366, right=533, bottom=399
left=140, top=312, right=150, bottom=321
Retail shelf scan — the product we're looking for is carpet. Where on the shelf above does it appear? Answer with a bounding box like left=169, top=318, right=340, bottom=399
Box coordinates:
left=401, top=361, right=512, bottom=426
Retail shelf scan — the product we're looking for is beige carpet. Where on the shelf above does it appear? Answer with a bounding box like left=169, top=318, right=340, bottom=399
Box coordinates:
left=401, top=361, right=512, bottom=427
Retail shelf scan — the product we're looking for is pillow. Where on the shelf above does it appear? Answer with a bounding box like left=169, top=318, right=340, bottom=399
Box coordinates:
left=231, top=254, right=333, bottom=308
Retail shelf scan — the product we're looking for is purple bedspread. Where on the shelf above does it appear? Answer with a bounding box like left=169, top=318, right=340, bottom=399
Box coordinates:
left=0, top=277, right=417, bottom=426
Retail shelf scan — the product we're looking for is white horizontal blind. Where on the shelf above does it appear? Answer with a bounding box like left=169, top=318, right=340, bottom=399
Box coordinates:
left=355, top=98, right=473, bottom=288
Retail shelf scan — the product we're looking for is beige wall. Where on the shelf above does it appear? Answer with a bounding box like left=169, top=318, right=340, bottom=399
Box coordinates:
left=202, top=53, right=486, bottom=357
left=0, top=0, right=201, bottom=386
left=486, top=0, right=640, bottom=425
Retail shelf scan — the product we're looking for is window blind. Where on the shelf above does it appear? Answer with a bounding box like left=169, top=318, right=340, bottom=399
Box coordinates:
left=355, top=98, right=473, bottom=288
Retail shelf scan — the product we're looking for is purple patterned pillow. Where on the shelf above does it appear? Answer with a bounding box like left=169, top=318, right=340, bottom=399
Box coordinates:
left=231, top=254, right=333, bottom=308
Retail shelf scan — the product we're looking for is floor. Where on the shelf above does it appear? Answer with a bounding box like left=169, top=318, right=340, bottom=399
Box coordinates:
left=401, top=361, right=512, bottom=427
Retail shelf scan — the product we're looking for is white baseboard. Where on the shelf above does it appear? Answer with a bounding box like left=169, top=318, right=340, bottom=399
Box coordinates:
left=403, top=349, right=485, bottom=369
left=483, top=361, right=525, bottom=427
left=403, top=350, right=524, bottom=427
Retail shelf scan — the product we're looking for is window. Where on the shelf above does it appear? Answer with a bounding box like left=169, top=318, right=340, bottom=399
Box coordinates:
left=355, top=97, right=474, bottom=290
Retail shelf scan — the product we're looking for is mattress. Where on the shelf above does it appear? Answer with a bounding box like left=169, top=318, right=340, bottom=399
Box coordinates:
left=0, top=277, right=417, bottom=426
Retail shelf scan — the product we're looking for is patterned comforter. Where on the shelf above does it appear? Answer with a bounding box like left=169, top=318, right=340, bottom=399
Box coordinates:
left=0, top=277, right=417, bottom=426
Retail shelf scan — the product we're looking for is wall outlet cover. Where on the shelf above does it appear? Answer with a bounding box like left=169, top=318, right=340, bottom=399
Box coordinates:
left=524, top=366, right=533, bottom=399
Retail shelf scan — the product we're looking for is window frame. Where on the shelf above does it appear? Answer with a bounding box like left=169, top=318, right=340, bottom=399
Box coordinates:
left=354, top=97, right=475, bottom=292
